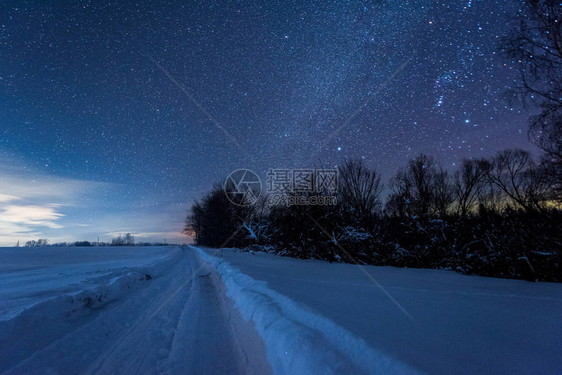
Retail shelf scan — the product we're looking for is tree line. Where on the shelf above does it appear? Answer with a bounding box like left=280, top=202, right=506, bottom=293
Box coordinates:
left=185, top=151, right=561, bottom=281
left=21, top=234, right=169, bottom=247
left=185, top=0, right=561, bottom=281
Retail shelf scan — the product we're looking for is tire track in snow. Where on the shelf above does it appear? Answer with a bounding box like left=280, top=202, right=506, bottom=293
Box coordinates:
left=3, top=247, right=270, bottom=375
left=82, top=249, right=196, bottom=375
left=161, top=250, right=271, bottom=375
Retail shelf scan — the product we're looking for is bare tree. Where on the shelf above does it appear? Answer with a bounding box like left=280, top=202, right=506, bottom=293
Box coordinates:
left=124, top=233, right=135, bottom=246
left=408, top=154, right=436, bottom=217
left=185, top=184, right=241, bottom=247
left=233, top=195, right=269, bottom=244
left=476, top=178, right=504, bottom=215
left=25, top=239, right=48, bottom=247
left=503, top=0, right=562, bottom=200
left=386, top=168, right=413, bottom=218
left=184, top=200, right=203, bottom=243
left=338, top=159, right=383, bottom=219
left=486, top=149, right=550, bottom=211
left=453, top=159, right=489, bottom=217
left=386, top=154, right=453, bottom=218
left=433, top=169, right=454, bottom=217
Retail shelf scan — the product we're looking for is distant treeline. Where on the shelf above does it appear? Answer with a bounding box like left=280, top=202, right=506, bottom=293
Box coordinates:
left=186, top=150, right=562, bottom=282
left=21, top=234, right=170, bottom=247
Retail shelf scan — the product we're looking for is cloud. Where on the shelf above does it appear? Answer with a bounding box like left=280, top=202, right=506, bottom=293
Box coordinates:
left=0, top=194, right=19, bottom=203
left=0, top=155, right=188, bottom=246
left=0, top=165, right=107, bottom=205
left=0, top=157, right=112, bottom=246
left=1, top=204, right=64, bottom=229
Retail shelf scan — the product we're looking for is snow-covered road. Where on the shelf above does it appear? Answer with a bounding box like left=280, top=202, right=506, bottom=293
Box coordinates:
left=0, top=247, right=271, bottom=375
left=208, top=247, right=562, bottom=375
left=3, top=245, right=559, bottom=374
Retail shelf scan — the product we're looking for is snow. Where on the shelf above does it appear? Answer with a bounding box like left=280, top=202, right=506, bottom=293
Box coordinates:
left=200, top=247, right=562, bottom=375
left=0, top=246, right=271, bottom=374
left=195, top=246, right=418, bottom=375
left=1, top=245, right=561, bottom=374
left=0, top=246, right=174, bottom=320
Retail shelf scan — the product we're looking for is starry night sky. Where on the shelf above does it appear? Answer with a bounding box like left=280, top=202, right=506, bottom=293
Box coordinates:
left=0, top=0, right=535, bottom=245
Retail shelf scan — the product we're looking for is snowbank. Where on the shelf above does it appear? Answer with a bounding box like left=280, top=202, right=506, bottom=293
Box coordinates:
left=194, top=246, right=419, bottom=375
left=0, top=246, right=176, bottom=320
left=208, top=247, right=562, bottom=375
left=0, top=247, right=182, bottom=372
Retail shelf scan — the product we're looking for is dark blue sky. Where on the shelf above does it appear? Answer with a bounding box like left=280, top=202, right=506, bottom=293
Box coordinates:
left=0, top=0, right=533, bottom=244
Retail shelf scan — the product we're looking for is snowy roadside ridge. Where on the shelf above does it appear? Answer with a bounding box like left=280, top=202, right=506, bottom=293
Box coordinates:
left=193, top=246, right=420, bottom=375
left=0, top=248, right=183, bottom=373
left=2, top=248, right=181, bottom=322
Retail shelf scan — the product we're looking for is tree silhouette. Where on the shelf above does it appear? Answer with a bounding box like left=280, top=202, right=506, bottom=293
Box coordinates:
left=503, top=0, right=562, bottom=201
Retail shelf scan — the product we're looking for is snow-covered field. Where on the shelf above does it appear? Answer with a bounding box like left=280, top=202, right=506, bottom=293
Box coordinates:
left=1, top=245, right=561, bottom=374
left=0, top=246, right=173, bottom=321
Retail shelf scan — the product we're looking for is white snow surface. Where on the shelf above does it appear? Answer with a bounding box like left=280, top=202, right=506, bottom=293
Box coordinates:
left=195, top=246, right=418, bottom=375
left=1, top=245, right=561, bottom=374
left=0, top=246, right=271, bottom=375
left=0, top=246, right=173, bottom=320
left=200, top=246, right=562, bottom=375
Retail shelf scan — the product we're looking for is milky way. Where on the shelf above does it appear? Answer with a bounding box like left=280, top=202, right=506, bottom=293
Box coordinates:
left=0, top=0, right=534, bottom=243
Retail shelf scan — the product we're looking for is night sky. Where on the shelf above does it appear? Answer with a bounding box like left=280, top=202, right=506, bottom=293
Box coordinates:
left=0, top=0, right=534, bottom=245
